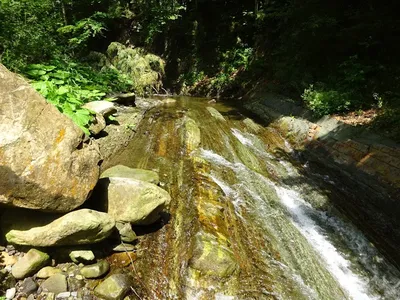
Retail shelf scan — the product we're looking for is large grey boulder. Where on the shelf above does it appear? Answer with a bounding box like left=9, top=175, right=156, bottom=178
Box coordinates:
left=2, top=209, right=115, bottom=246
left=100, top=165, right=159, bottom=185
left=94, top=177, right=171, bottom=225
left=0, top=64, right=101, bottom=212
left=12, top=249, right=50, bottom=279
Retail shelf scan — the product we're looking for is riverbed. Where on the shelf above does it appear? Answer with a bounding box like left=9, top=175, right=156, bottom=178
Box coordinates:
left=107, top=96, right=400, bottom=300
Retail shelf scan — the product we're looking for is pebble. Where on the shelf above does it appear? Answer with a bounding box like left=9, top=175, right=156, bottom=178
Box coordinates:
left=19, top=277, right=39, bottom=296
left=6, top=287, right=16, bottom=300
left=56, top=292, right=71, bottom=298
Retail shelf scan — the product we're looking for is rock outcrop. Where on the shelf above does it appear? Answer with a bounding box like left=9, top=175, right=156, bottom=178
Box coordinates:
left=0, top=64, right=101, bottom=212
left=2, top=209, right=115, bottom=246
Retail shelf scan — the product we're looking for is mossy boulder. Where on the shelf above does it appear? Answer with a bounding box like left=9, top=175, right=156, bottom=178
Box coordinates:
left=100, top=165, right=159, bottom=185
left=94, top=177, right=171, bottom=225
left=2, top=209, right=115, bottom=246
left=102, top=42, right=165, bottom=95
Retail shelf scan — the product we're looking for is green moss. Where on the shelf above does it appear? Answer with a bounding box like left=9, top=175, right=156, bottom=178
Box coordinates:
left=103, top=42, right=165, bottom=95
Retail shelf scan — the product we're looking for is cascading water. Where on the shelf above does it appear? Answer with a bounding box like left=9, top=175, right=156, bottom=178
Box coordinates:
left=107, top=96, right=400, bottom=300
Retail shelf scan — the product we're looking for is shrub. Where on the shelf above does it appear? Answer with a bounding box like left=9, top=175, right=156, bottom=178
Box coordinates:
left=24, top=60, right=133, bottom=134
left=302, top=85, right=352, bottom=117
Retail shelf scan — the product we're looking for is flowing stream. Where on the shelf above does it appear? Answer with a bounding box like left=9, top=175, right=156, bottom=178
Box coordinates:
left=108, top=97, right=400, bottom=300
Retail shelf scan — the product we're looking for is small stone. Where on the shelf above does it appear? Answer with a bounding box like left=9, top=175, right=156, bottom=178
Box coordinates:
left=40, top=274, right=68, bottom=294
left=163, top=98, right=177, bottom=104
left=27, top=295, right=35, bottom=300
left=70, top=292, right=77, bottom=297
left=83, top=101, right=116, bottom=118
left=67, top=276, right=85, bottom=291
left=69, top=251, right=95, bottom=264
left=89, top=113, right=106, bottom=135
left=115, top=222, right=137, bottom=243
left=37, top=267, right=63, bottom=279
left=12, top=249, right=50, bottom=279
left=80, top=260, right=109, bottom=279
left=42, top=292, right=56, bottom=300
left=75, top=275, right=84, bottom=280
left=112, top=244, right=136, bottom=252
left=20, top=277, right=39, bottom=296
left=56, top=292, right=71, bottom=298
left=94, top=274, right=131, bottom=300
left=108, top=252, right=137, bottom=268
left=0, top=246, right=5, bottom=251
left=6, top=287, right=16, bottom=300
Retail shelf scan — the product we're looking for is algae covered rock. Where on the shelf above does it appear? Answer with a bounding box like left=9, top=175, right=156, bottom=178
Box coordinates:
left=206, top=106, right=226, bottom=122
left=0, top=63, right=101, bottom=212
left=182, top=117, right=201, bottom=152
left=40, top=274, right=68, bottom=294
left=189, top=232, right=237, bottom=277
left=115, top=222, right=137, bottom=243
left=12, top=249, right=50, bottom=279
left=80, top=260, right=110, bottom=279
left=95, top=177, right=171, bottom=225
left=69, top=250, right=95, bottom=264
left=100, top=165, right=159, bottom=185
left=94, top=274, right=131, bottom=300
left=37, top=267, right=63, bottom=279
left=3, top=209, right=115, bottom=246
left=105, top=42, right=165, bottom=94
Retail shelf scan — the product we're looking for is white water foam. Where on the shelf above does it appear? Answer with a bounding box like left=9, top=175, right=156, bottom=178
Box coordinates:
left=275, top=186, right=376, bottom=300
left=200, top=148, right=384, bottom=300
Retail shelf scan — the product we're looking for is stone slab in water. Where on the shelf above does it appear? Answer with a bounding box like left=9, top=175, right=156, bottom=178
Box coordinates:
left=12, top=249, right=50, bottom=279
left=189, top=232, right=237, bottom=278
left=3, top=209, right=115, bottom=246
left=0, top=63, right=101, bottom=212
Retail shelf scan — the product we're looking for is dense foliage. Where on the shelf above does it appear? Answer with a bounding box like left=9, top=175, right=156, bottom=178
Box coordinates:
left=0, top=0, right=399, bottom=139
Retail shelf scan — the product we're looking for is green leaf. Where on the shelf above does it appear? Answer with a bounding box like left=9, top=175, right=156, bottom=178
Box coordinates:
left=56, top=86, right=69, bottom=95
left=52, top=79, right=65, bottom=85
left=26, top=69, right=47, bottom=77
